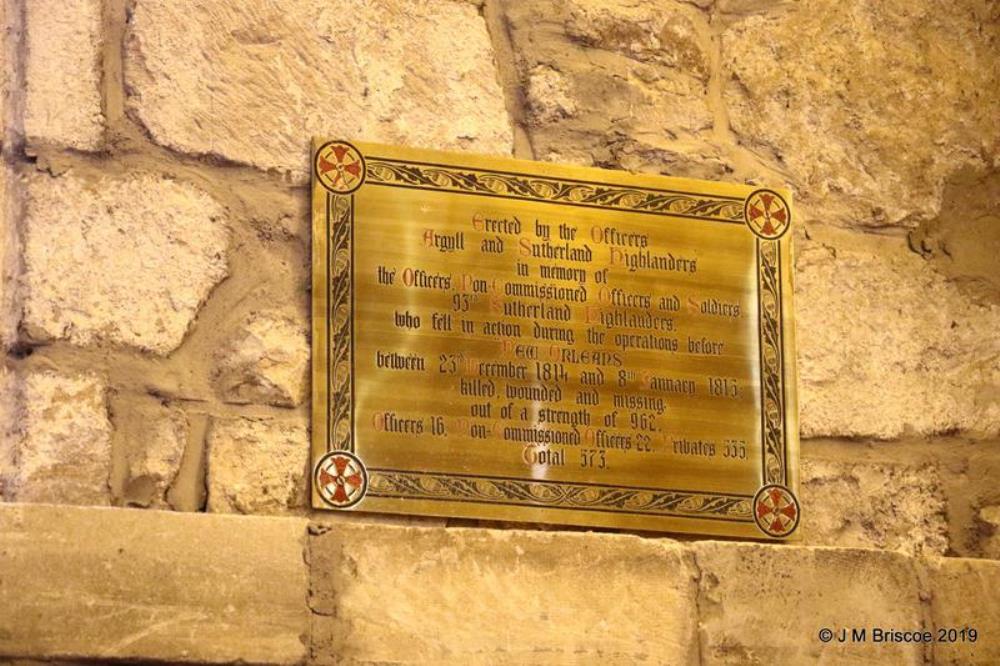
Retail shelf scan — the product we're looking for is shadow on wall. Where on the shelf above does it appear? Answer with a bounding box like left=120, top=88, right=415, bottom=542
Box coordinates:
left=909, top=166, right=1000, bottom=307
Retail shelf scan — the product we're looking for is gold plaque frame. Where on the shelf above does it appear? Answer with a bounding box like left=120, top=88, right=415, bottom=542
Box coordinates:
left=311, top=139, right=800, bottom=539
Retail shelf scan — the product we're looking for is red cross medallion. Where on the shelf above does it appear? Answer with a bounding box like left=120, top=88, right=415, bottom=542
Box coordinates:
left=752, top=484, right=799, bottom=538
left=744, top=189, right=791, bottom=240
left=315, top=141, right=366, bottom=194
left=315, top=451, right=368, bottom=508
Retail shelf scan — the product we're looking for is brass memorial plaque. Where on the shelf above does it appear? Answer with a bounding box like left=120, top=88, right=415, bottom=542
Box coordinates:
left=311, top=139, right=800, bottom=539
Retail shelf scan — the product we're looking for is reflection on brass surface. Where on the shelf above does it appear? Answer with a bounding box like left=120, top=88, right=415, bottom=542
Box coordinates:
left=310, top=139, right=800, bottom=539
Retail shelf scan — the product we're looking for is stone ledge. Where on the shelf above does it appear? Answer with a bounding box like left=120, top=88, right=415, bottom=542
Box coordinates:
left=695, top=541, right=923, bottom=664
left=922, top=557, right=1000, bottom=666
left=309, top=523, right=700, bottom=665
left=0, top=504, right=309, bottom=664
left=309, top=522, right=1000, bottom=665
left=1, top=504, right=999, bottom=665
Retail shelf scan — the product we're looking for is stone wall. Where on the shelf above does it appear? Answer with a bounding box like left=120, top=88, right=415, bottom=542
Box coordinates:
left=0, top=1, right=998, bottom=661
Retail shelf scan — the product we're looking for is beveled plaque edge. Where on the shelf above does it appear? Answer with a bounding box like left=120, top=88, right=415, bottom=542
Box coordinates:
left=309, top=137, right=800, bottom=540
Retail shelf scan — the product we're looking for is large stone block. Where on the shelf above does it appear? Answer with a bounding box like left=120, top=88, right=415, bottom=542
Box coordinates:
left=122, top=404, right=187, bottom=508
left=799, top=458, right=948, bottom=555
left=125, top=0, right=512, bottom=182
left=0, top=370, right=111, bottom=505
left=21, top=171, right=229, bottom=355
left=795, top=226, right=1000, bottom=438
left=502, top=0, right=722, bottom=177
left=720, top=0, right=1000, bottom=228
left=924, top=557, right=1000, bottom=665
left=24, top=0, right=105, bottom=150
left=207, top=417, right=308, bottom=514
left=212, top=310, right=309, bottom=407
left=0, top=503, right=308, bottom=664
left=310, top=524, right=700, bottom=664
left=694, top=542, right=924, bottom=664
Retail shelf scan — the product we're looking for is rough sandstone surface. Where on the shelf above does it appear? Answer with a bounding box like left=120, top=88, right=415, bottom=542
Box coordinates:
left=0, top=370, right=111, bottom=505
left=0, top=366, right=17, bottom=497
left=24, top=0, right=105, bottom=150
left=212, top=310, right=309, bottom=407
left=0, top=0, right=6, bottom=140
left=979, top=505, right=1000, bottom=559
left=720, top=0, right=1000, bottom=228
left=122, top=404, right=188, bottom=508
left=0, top=509, right=998, bottom=664
left=911, top=169, right=1000, bottom=304
left=124, top=0, right=513, bottom=182
left=502, top=0, right=722, bottom=177
left=695, top=541, right=924, bottom=664
left=924, top=557, right=1000, bottom=665
left=800, top=458, right=948, bottom=555
left=207, top=417, right=308, bottom=515
left=0, top=503, right=309, bottom=665
left=310, top=524, right=700, bottom=665
left=0, top=165, right=14, bottom=350
left=795, top=227, right=1000, bottom=438
left=21, top=171, right=229, bottom=355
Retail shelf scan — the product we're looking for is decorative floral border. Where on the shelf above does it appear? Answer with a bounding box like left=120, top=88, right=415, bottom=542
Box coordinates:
left=366, top=159, right=746, bottom=223
left=327, top=193, right=354, bottom=453
left=368, top=469, right=751, bottom=520
left=757, top=239, right=786, bottom=486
